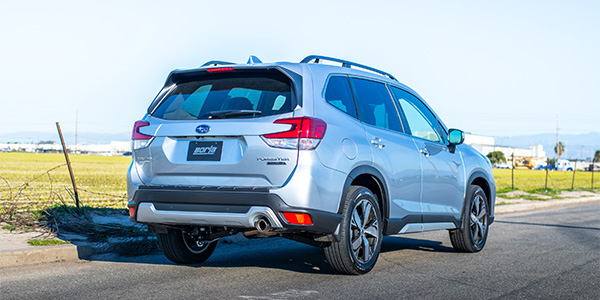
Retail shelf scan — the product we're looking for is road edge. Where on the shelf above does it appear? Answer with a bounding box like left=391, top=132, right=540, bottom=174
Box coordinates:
left=495, top=196, right=600, bottom=215
left=0, top=244, right=93, bottom=268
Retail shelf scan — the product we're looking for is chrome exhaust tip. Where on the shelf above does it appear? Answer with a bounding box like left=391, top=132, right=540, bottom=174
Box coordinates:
left=255, top=218, right=271, bottom=232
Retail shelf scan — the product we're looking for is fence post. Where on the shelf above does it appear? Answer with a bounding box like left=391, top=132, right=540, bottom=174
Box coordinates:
left=593, top=158, right=596, bottom=190
left=511, top=153, right=515, bottom=190
left=571, top=159, right=577, bottom=190
left=56, top=122, right=81, bottom=214
left=545, top=158, right=549, bottom=193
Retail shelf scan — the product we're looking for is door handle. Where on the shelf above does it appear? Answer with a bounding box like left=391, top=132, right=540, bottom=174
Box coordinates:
left=420, top=147, right=430, bottom=157
left=371, top=137, right=385, bottom=149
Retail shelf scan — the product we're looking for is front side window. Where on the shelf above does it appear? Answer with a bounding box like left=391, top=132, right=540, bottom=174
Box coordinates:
left=152, top=69, right=292, bottom=120
left=390, top=87, right=444, bottom=143
left=350, top=78, right=403, bottom=132
left=323, top=76, right=358, bottom=119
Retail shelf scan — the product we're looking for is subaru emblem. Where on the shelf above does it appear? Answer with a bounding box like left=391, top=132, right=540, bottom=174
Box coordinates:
left=196, top=125, right=211, bottom=134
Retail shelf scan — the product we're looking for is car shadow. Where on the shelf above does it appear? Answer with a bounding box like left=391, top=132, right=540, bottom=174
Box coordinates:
left=380, top=235, right=456, bottom=253
left=83, top=234, right=456, bottom=274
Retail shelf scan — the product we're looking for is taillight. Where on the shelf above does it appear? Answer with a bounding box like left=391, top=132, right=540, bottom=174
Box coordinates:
left=261, top=117, right=327, bottom=150
left=131, top=120, right=153, bottom=150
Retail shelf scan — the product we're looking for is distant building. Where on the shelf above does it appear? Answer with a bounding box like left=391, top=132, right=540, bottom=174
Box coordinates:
left=0, top=141, right=130, bottom=155
left=465, top=134, right=547, bottom=167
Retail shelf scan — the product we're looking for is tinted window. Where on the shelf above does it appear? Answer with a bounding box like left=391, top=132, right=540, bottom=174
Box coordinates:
left=351, top=78, right=403, bottom=132
left=390, top=87, right=443, bottom=143
left=324, top=76, right=357, bottom=119
left=152, top=70, right=292, bottom=120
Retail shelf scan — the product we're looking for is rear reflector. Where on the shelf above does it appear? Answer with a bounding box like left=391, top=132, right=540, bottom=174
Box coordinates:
left=206, top=67, right=235, bottom=72
left=283, top=212, right=313, bottom=225
left=129, top=207, right=135, bottom=218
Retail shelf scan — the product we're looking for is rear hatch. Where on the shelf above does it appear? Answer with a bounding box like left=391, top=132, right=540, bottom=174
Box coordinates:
left=133, top=67, right=302, bottom=188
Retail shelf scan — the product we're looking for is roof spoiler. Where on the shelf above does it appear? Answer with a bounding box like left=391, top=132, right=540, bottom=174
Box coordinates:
left=200, top=55, right=263, bottom=67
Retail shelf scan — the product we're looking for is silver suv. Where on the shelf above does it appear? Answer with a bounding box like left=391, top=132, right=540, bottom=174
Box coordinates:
left=127, top=55, right=496, bottom=274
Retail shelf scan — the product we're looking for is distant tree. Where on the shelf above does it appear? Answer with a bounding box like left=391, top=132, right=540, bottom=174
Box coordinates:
left=548, top=158, right=557, bottom=169
left=554, top=142, right=565, bottom=158
left=38, top=140, right=56, bottom=145
left=486, top=151, right=506, bottom=164
left=595, top=150, right=600, bottom=162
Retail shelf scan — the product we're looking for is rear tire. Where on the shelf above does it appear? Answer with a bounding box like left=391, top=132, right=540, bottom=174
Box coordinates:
left=324, top=186, right=382, bottom=275
left=157, top=228, right=217, bottom=264
left=449, top=185, right=489, bottom=252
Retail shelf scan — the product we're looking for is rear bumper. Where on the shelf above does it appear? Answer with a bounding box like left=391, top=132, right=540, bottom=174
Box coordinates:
left=129, top=185, right=342, bottom=235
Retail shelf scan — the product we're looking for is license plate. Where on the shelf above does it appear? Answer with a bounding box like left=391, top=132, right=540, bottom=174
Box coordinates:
left=187, top=141, right=223, bottom=161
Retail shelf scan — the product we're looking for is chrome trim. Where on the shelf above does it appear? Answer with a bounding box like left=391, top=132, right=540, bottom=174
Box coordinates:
left=398, top=222, right=456, bottom=234
left=136, top=203, right=283, bottom=228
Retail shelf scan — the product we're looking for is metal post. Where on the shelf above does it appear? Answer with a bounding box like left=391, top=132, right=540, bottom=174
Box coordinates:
left=571, top=159, right=577, bottom=190
left=56, top=122, right=80, bottom=213
left=511, top=153, right=515, bottom=190
left=592, top=158, right=596, bottom=190
left=545, top=158, right=549, bottom=193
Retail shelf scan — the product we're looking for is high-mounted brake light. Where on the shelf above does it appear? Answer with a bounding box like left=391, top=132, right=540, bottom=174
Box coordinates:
left=206, top=67, right=235, bottom=72
left=131, top=120, right=153, bottom=150
left=261, top=117, right=327, bottom=150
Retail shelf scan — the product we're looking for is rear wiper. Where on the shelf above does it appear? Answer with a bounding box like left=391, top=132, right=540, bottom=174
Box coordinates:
left=203, top=110, right=262, bottom=119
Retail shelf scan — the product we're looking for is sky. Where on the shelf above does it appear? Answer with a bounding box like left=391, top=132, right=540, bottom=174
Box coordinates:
left=0, top=0, right=598, bottom=140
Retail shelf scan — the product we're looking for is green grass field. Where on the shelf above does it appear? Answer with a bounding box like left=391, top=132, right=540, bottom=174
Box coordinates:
left=493, top=168, right=599, bottom=194
left=1, top=152, right=598, bottom=213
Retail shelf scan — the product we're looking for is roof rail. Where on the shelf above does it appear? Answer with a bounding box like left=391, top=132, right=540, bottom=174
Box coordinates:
left=200, top=60, right=236, bottom=67
left=300, top=55, right=397, bottom=81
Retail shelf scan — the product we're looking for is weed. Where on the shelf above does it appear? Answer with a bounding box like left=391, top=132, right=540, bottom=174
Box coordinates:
left=27, top=238, right=70, bottom=246
left=496, top=187, right=520, bottom=194
left=2, top=224, right=17, bottom=231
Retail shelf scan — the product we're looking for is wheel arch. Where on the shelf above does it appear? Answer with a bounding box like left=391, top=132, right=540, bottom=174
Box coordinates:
left=464, top=170, right=495, bottom=223
left=339, top=165, right=389, bottom=223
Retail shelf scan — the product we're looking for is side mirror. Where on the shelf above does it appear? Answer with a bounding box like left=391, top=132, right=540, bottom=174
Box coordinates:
left=448, top=129, right=465, bottom=146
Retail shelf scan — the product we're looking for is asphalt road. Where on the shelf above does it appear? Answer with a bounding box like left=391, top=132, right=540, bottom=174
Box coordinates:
left=1, top=203, right=599, bottom=299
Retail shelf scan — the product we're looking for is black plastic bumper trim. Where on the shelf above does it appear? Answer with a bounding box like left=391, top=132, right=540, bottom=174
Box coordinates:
left=130, top=185, right=341, bottom=234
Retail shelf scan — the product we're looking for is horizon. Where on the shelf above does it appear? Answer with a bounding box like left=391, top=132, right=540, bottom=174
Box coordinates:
left=1, top=130, right=598, bottom=161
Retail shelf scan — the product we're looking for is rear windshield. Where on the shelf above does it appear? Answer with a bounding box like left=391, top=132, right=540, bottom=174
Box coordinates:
left=152, top=69, right=293, bottom=120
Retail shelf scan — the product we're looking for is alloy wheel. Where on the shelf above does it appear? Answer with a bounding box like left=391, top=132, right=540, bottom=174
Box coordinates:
left=350, top=199, right=380, bottom=264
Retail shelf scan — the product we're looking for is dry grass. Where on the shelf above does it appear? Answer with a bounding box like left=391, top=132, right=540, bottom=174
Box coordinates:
left=0, top=152, right=130, bottom=213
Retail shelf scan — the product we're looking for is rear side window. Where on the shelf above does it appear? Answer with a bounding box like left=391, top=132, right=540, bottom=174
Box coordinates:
left=324, top=76, right=358, bottom=119
left=152, top=70, right=293, bottom=120
left=350, top=78, right=403, bottom=132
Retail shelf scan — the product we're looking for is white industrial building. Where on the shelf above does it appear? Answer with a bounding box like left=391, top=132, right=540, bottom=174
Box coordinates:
left=1, top=141, right=130, bottom=155
left=464, top=134, right=547, bottom=166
